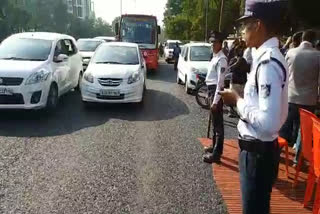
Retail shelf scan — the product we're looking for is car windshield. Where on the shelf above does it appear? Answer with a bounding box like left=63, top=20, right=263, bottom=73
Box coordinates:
left=190, top=46, right=212, bottom=61
left=77, top=40, right=103, bottom=52
left=168, top=43, right=181, bottom=49
left=0, top=38, right=52, bottom=61
left=120, top=16, right=156, bottom=45
left=92, top=45, right=139, bottom=65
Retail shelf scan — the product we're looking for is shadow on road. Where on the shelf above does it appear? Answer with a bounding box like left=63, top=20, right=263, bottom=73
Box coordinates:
left=0, top=89, right=189, bottom=137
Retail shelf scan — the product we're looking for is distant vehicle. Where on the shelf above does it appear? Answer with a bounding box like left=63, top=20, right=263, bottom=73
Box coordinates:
left=77, top=38, right=105, bottom=70
left=177, top=42, right=212, bottom=94
left=115, top=14, right=161, bottom=71
left=0, top=32, right=83, bottom=111
left=81, top=42, right=147, bottom=105
left=94, top=36, right=116, bottom=42
left=164, top=40, right=182, bottom=63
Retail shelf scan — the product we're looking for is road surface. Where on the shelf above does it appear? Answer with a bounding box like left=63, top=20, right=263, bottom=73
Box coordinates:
left=0, top=60, right=238, bottom=214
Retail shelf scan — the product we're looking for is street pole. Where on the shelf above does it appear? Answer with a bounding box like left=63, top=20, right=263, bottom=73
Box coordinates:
left=205, top=0, right=208, bottom=42
left=218, top=0, right=224, bottom=32
left=120, top=0, right=123, bottom=16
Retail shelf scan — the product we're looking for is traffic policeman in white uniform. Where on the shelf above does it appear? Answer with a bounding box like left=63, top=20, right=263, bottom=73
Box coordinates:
left=220, top=0, right=289, bottom=213
left=203, top=32, right=228, bottom=164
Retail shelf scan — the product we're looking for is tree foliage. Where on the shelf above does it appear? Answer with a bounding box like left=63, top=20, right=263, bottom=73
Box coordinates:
left=164, top=0, right=242, bottom=41
left=0, top=0, right=114, bottom=41
left=163, top=0, right=320, bottom=41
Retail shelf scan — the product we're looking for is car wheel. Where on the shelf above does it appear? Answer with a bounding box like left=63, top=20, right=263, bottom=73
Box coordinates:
left=176, top=72, right=182, bottom=85
left=185, top=76, right=191, bottom=94
left=138, top=83, right=146, bottom=105
left=46, top=84, right=58, bottom=112
left=76, top=71, right=83, bottom=91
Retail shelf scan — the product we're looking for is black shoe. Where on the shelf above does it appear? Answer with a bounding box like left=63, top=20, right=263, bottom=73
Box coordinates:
left=204, top=146, right=214, bottom=153
left=203, top=153, right=221, bottom=164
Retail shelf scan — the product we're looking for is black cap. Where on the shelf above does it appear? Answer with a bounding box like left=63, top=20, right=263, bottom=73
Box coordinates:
left=237, top=0, right=288, bottom=23
left=209, top=31, right=226, bottom=43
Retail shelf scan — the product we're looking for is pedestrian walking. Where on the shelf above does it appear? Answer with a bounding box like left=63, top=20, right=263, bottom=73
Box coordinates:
left=203, top=32, right=228, bottom=164
left=173, top=42, right=181, bottom=71
left=281, top=36, right=292, bottom=55
left=290, top=31, right=302, bottom=49
left=223, top=41, right=229, bottom=56
left=279, top=30, right=320, bottom=165
left=159, top=43, right=164, bottom=57
left=228, top=38, right=240, bottom=63
left=229, top=46, right=249, bottom=97
left=316, top=40, right=320, bottom=51
left=220, top=0, right=289, bottom=213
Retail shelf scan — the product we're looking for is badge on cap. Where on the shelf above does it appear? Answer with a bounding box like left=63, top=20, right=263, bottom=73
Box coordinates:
left=260, top=84, right=271, bottom=98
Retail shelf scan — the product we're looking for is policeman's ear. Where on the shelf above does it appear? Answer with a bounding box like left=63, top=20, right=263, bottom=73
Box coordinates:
left=255, top=20, right=262, bottom=33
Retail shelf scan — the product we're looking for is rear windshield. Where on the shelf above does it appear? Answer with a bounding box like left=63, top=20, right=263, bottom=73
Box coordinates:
left=190, top=46, right=212, bottom=61
left=77, top=40, right=103, bottom=52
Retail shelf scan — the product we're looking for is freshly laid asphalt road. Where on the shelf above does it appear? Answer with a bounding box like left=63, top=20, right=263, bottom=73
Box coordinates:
left=0, top=60, right=238, bottom=214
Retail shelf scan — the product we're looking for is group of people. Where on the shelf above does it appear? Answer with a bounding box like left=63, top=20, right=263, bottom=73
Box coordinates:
left=201, top=0, right=319, bottom=214
left=279, top=30, right=320, bottom=166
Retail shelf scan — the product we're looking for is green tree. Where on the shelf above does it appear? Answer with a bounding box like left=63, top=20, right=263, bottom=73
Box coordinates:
left=112, top=16, right=120, bottom=34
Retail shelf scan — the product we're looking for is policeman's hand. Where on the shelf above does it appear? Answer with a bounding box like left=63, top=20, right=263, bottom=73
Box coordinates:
left=210, top=104, right=217, bottom=112
left=219, top=89, right=240, bottom=106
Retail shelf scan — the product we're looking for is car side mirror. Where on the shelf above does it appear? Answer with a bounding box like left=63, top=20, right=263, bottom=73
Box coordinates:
left=184, top=55, right=188, bottom=61
left=54, top=54, right=68, bottom=63
left=157, top=25, right=161, bottom=35
left=141, top=63, right=145, bottom=69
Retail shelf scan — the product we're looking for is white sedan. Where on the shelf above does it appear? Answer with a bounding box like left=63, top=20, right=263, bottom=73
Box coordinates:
left=77, top=38, right=105, bottom=71
left=81, top=42, right=147, bottom=105
left=177, top=43, right=212, bottom=94
left=0, top=32, right=83, bottom=111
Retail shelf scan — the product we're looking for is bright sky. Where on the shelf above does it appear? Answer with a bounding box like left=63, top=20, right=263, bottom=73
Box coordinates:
left=94, top=0, right=167, bottom=26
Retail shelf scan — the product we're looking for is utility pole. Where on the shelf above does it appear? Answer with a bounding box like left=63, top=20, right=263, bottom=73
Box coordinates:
left=205, top=0, right=209, bottom=42
left=218, top=0, right=225, bottom=32
left=120, top=0, right=123, bottom=16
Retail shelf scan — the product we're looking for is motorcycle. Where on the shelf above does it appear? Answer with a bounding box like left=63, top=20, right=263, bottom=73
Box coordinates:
left=195, top=72, right=210, bottom=109
left=195, top=72, right=232, bottom=109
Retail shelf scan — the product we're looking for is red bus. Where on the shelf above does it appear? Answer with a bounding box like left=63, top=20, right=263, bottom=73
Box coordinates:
left=115, top=14, right=161, bottom=71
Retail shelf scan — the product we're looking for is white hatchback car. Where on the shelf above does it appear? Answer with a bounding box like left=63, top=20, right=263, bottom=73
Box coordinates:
left=94, top=36, right=116, bottom=42
left=0, top=32, right=83, bottom=111
left=81, top=42, right=147, bottom=105
left=77, top=38, right=105, bottom=70
left=164, top=40, right=182, bottom=63
left=177, top=43, right=212, bottom=94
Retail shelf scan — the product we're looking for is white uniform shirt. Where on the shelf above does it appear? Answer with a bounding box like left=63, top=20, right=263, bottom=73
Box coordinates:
left=205, top=50, right=228, bottom=104
left=243, top=47, right=253, bottom=65
left=237, top=37, right=289, bottom=142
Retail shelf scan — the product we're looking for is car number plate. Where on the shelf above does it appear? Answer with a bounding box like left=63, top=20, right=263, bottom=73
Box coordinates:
left=0, top=88, right=13, bottom=95
left=100, top=89, right=120, bottom=96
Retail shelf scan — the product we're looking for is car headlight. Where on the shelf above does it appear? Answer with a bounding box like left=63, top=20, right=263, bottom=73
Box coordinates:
left=128, top=71, right=140, bottom=84
left=191, top=67, right=199, bottom=73
left=25, top=69, right=50, bottom=85
left=83, top=72, right=94, bottom=83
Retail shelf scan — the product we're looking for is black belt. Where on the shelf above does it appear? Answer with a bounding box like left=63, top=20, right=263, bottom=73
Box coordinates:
left=238, top=137, right=278, bottom=153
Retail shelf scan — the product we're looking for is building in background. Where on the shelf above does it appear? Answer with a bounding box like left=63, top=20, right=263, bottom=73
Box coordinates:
left=65, top=0, right=94, bottom=19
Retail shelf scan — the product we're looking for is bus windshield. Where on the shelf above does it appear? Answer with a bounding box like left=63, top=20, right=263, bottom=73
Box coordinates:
left=120, top=16, right=156, bottom=48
